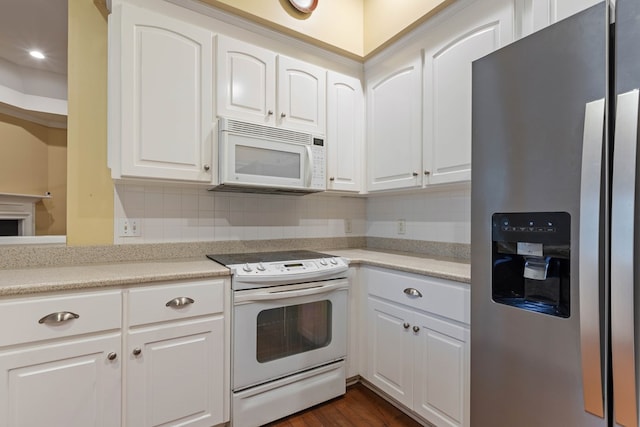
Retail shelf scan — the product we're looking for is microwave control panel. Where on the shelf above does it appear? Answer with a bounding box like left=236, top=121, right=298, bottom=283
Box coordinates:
left=311, top=137, right=326, bottom=190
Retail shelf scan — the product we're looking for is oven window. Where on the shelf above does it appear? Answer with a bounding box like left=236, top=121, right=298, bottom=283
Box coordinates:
left=256, top=300, right=332, bottom=363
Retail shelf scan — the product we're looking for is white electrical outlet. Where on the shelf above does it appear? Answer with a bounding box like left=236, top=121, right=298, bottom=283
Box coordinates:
left=397, top=219, right=406, bottom=235
left=345, top=219, right=353, bottom=234
left=118, top=218, right=141, bottom=237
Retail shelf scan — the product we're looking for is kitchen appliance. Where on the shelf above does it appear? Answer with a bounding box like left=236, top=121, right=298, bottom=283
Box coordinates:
left=471, top=1, right=640, bottom=426
left=210, top=118, right=326, bottom=195
left=207, top=250, right=348, bottom=427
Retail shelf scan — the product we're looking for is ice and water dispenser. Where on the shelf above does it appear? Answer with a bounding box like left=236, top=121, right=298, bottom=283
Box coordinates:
left=491, top=212, right=571, bottom=318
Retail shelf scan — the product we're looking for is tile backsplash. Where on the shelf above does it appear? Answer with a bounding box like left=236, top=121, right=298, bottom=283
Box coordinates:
left=114, top=183, right=367, bottom=244
left=115, top=183, right=470, bottom=245
left=366, top=186, right=471, bottom=244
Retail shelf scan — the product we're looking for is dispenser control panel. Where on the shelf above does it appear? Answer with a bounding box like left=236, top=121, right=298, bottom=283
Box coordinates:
left=492, top=212, right=571, bottom=245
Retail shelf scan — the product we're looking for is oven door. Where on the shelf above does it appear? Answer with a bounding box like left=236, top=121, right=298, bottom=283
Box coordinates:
left=233, top=279, right=348, bottom=391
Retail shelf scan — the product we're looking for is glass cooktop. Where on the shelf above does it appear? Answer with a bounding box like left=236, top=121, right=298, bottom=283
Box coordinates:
left=206, top=250, right=334, bottom=266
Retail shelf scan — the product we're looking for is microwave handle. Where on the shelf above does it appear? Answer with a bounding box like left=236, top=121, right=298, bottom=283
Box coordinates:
left=305, top=146, right=313, bottom=187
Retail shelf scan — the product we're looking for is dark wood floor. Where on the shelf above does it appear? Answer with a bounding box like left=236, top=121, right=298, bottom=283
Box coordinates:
left=265, top=383, right=424, bottom=426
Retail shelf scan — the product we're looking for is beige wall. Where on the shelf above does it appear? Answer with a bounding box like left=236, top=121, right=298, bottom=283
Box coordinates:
left=39, top=127, right=68, bottom=236
left=0, top=113, right=67, bottom=236
left=0, top=113, right=49, bottom=195
left=202, top=0, right=451, bottom=57
left=363, top=0, right=451, bottom=56
left=66, top=0, right=113, bottom=245
left=202, top=0, right=364, bottom=57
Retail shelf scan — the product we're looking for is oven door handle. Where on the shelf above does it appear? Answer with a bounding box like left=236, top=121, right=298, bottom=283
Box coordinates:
left=234, top=281, right=348, bottom=304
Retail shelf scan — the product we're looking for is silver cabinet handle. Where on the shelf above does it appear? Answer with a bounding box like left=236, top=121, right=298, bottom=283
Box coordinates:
left=403, top=288, right=422, bottom=298
left=38, top=311, right=79, bottom=324
left=133, top=348, right=142, bottom=356
left=107, top=352, right=117, bottom=361
left=267, top=110, right=274, bottom=116
left=412, top=171, right=419, bottom=177
left=424, top=170, right=431, bottom=176
left=280, top=112, right=287, bottom=118
left=329, top=177, right=335, bottom=181
left=203, top=164, right=210, bottom=171
left=413, top=326, right=420, bottom=333
left=403, top=322, right=410, bottom=329
left=165, top=297, right=194, bottom=308
left=611, top=89, right=640, bottom=427
left=579, top=98, right=606, bottom=418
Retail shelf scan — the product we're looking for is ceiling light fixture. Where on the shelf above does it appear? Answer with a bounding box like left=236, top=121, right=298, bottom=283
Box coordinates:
left=29, top=50, right=45, bottom=59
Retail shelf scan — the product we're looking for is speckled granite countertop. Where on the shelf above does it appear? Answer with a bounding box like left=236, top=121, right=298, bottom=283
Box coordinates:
left=0, top=259, right=229, bottom=297
left=0, top=248, right=469, bottom=297
left=326, top=249, right=470, bottom=284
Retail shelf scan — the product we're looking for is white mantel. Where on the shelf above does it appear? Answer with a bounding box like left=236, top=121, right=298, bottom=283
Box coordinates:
left=0, top=192, right=50, bottom=236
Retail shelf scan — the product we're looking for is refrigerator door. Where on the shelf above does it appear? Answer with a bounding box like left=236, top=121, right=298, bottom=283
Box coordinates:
left=613, top=1, right=640, bottom=425
left=471, top=4, right=607, bottom=427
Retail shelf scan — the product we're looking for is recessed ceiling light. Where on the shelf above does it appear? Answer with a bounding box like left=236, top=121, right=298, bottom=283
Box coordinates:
left=29, top=50, right=45, bottom=59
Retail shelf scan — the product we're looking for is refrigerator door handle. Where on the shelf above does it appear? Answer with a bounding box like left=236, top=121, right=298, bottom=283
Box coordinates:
left=579, top=98, right=606, bottom=418
left=611, top=89, right=640, bottom=427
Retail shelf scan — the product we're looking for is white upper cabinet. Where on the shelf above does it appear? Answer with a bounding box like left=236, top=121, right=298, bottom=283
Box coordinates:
left=277, top=55, right=326, bottom=134
left=109, top=2, right=215, bottom=183
left=216, top=36, right=276, bottom=125
left=423, top=0, right=514, bottom=185
left=326, top=71, right=364, bottom=192
left=516, top=0, right=601, bottom=38
left=366, top=55, right=423, bottom=192
left=217, top=36, right=326, bottom=135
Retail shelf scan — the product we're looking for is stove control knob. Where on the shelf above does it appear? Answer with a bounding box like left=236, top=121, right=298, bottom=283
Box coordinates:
left=257, top=263, right=266, bottom=272
left=319, top=258, right=328, bottom=266
left=242, top=263, right=252, bottom=273
left=330, top=258, right=338, bottom=265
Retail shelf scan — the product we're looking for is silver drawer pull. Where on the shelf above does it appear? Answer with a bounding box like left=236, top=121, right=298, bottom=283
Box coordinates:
left=38, top=311, right=79, bottom=324
left=165, top=297, right=195, bottom=308
left=403, top=288, right=423, bottom=298
left=413, top=326, right=420, bottom=333
left=403, top=322, right=410, bottom=329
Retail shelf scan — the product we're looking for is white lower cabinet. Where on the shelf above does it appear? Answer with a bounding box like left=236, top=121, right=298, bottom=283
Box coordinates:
left=0, top=334, right=122, bottom=427
left=124, top=279, right=229, bottom=427
left=363, top=267, right=470, bottom=427
left=126, top=318, right=225, bottom=427
left=0, top=291, right=123, bottom=427
left=0, top=279, right=229, bottom=427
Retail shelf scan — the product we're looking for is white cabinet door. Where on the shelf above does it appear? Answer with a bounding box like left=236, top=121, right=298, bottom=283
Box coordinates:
left=414, top=313, right=470, bottom=427
left=126, top=317, right=225, bottom=427
left=366, top=297, right=414, bottom=408
left=217, top=36, right=276, bottom=125
left=113, top=3, right=214, bottom=182
left=367, top=56, right=422, bottom=191
left=424, top=0, right=513, bottom=185
left=278, top=55, right=326, bottom=134
left=326, top=72, right=364, bottom=192
left=0, top=333, right=121, bottom=427
left=517, top=0, right=601, bottom=38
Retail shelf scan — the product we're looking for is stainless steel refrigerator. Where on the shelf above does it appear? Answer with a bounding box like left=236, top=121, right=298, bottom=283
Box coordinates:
left=471, top=1, right=640, bottom=426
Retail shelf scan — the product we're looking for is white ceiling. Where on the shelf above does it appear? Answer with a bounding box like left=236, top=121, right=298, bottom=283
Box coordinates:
left=0, top=0, right=67, bottom=76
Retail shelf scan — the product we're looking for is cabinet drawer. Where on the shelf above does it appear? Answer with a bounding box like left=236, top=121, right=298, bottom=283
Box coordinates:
left=128, top=279, right=225, bottom=326
left=364, top=267, right=470, bottom=324
left=0, top=291, right=122, bottom=347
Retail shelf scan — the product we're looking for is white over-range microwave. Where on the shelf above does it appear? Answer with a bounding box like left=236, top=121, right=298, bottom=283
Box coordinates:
left=210, top=118, right=326, bottom=195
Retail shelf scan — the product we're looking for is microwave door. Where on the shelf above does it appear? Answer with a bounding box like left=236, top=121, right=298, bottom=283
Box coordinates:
left=223, top=133, right=308, bottom=188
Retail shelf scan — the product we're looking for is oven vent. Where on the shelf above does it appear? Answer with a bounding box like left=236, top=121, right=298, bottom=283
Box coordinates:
left=220, top=118, right=312, bottom=145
